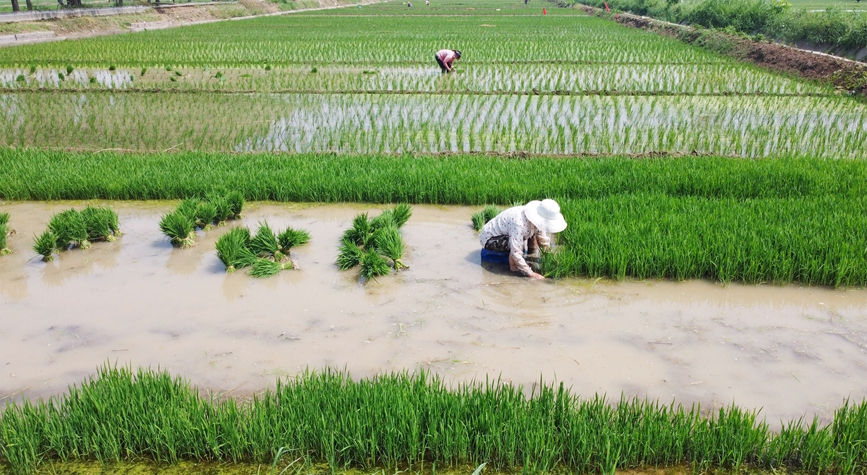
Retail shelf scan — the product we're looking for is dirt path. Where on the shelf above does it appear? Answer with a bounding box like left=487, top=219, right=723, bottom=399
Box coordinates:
left=0, top=0, right=378, bottom=44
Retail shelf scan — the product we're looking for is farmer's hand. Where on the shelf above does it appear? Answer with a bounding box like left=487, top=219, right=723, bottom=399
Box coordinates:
left=528, top=272, right=545, bottom=280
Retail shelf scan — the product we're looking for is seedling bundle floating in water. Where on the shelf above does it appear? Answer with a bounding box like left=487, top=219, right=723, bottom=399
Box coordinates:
left=159, top=191, right=244, bottom=248
left=32, top=206, right=121, bottom=261
left=0, top=212, right=11, bottom=255
left=337, top=204, right=411, bottom=280
left=216, top=221, right=310, bottom=278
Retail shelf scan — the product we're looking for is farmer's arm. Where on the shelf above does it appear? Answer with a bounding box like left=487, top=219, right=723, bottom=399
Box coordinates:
left=510, top=233, right=543, bottom=279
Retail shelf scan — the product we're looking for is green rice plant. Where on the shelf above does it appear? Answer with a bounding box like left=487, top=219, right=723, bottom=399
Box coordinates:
left=336, top=237, right=363, bottom=270
left=196, top=202, right=218, bottom=230
left=0, top=223, right=9, bottom=256
left=278, top=227, right=311, bottom=252
left=342, top=213, right=371, bottom=246
left=374, top=224, right=407, bottom=270
left=359, top=248, right=390, bottom=280
left=80, top=206, right=120, bottom=242
left=390, top=203, right=412, bottom=228
left=207, top=193, right=232, bottom=225
left=250, top=221, right=280, bottom=258
left=249, top=257, right=292, bottom=278
left=472, top=205, right=502, bottom=231
left=226, top=191, right=244, bottom=219
left=370, top=209, right=396, bottom=231
left=159, top=210, right=196, bottom=248
left=33, top=230, right=56, bottom=261
left=48, top=209, right=89, bottom=250
left=176, top=198, right=201, bottom=222
left=215, top=226, right=257, bottom=272
left=0, top=212, right=8, bottom=226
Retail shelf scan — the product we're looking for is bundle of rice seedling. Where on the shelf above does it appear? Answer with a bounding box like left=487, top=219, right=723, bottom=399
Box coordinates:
left=360, top=248, right=391, bottom=280
left=374, top=224, right=407, bottom=270
left=226, top=191, right=244, bottom=219
left=249, top=258, right=293, bottom=278
left=49, top=209, right=89, bottom=250
left=250, top=221, right=279, bottom=258
left=337, top=237, right=363, bottom=270
left=278, top=227, right=311, bottom=253
left=33, top=230, right=57, bottom=261
left=81, top=206, right=121, bottom=242
left=472, top=205, right=501, bottom=231
left=196, top=202, right=218, bottom=230
left=176, top=198, right=201, bottom=222
left=159, top=211, right=196, bottom=248
left=216, top=222, right=309, bottom=277
left=337, top=205, right=411, bottom=279
left=0, top=212, right=10, bottom=255
left=215, top=227, right=257, bottom=272
left=207, top=193, right=232, bottom=225
left=342, top=213, right=371, bottom=246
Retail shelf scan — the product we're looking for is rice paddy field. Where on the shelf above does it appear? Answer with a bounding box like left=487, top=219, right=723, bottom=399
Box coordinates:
left=2, top=0, right=867, bottom=473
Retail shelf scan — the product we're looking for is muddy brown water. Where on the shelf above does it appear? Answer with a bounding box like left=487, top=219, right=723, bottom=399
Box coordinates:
left=1, top=201, right=866, bottom=429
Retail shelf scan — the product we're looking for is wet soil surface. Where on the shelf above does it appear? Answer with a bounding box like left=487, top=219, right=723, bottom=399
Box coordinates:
left=1, top=202, right=866, bottom=428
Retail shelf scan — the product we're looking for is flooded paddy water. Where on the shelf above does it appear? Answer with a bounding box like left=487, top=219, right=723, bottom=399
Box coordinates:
left=1, top=201, right=866, bottom=428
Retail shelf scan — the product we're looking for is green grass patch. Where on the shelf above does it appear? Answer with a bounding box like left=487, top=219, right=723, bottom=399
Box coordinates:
left=1, top=365, right=866, bottom=475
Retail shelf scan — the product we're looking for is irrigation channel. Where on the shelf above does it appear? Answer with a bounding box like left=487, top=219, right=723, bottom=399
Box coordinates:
left=1, top=201, right=866, bottom=430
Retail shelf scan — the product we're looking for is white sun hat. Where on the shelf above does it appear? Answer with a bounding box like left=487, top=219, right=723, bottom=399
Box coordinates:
left=524, top=199, right=567, bottom=234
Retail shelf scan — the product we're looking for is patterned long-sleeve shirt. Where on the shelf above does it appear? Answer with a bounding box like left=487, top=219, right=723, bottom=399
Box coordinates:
left=479, top=205, right=550, bottom=276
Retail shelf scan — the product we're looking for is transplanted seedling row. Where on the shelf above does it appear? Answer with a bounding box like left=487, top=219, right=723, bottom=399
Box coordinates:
left=216, top=221, right=310, bottom=278
left=337, top=204, right=412, bottom=281
left=32, top=206, right=121, bottom=261
left=159, top=191, right=244, bottom=248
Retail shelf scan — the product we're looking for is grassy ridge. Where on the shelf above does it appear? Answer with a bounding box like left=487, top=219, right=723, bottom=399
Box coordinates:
left=1, top=366, right=866, bottom=475
left=2, top=150, right=865, bottom=286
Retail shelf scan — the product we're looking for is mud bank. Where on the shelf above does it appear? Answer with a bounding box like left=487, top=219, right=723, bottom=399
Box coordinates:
left=1, top=201, right=866, bottom=428
left=572, top=4, right=867, bottom=98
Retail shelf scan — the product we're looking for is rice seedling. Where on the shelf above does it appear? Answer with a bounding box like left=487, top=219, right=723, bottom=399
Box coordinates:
left=48, top=209, right=89, bottom=250
left=0, top=212, right=9, bottom=255
left=207, top=193, right=233, bottom=225
left=196, top=202, right=218, bottom=230
left=226, top=191, right=244, bottom=219
left=278, top=227, right=310, bottom=252
left=336, top=237, right=363, bottom=270
left=2, top=364, right=866, bottom=475
left=472, top=205, right=502, bottom=231
left=32, top=229, right=56, bottom=261
left=337, top=206, right=411, bottom=279
left=176, top=197, right=201, bottom=222
left=159, top=210, right=196, bottom=248
left=249, top=257, right=292, bottom=278
left=360, top=248, right=391, bottom=280
left=250, top=221, right=280, bottom=258
left=80, top=205, right=121, bottom=242
left=215, top=226, right=258, bottom=272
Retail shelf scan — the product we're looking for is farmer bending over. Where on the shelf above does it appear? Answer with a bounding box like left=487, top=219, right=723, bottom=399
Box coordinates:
left=479, top=199, right=567, bottom=280
left=435, top=49, right=461, bottom=73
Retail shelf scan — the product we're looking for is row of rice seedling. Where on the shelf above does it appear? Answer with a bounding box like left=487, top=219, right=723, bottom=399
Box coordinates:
left=2, top=365, right=866, bottom=475
left=215, top=222, right=310, bottom=278
left=2, top=92, right=864, bottom=157
left=337, top=204, right=412, bottom=280
left=31, top=206, right=120, bottom=261
left=159, top=192, right=244, bottom=248
left=0, top=212, right=10, bottom=255
left=2, top=150, right=864, bottom=203
left=0, top=14, right=729, bottom=68
left=1, top=62, right=834, bottom=96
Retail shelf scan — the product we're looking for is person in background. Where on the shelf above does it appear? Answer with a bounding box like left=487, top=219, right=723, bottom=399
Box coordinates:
left=435, top=49, right=462, bottom=73
left=479, top=199, right=567, bottom=280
